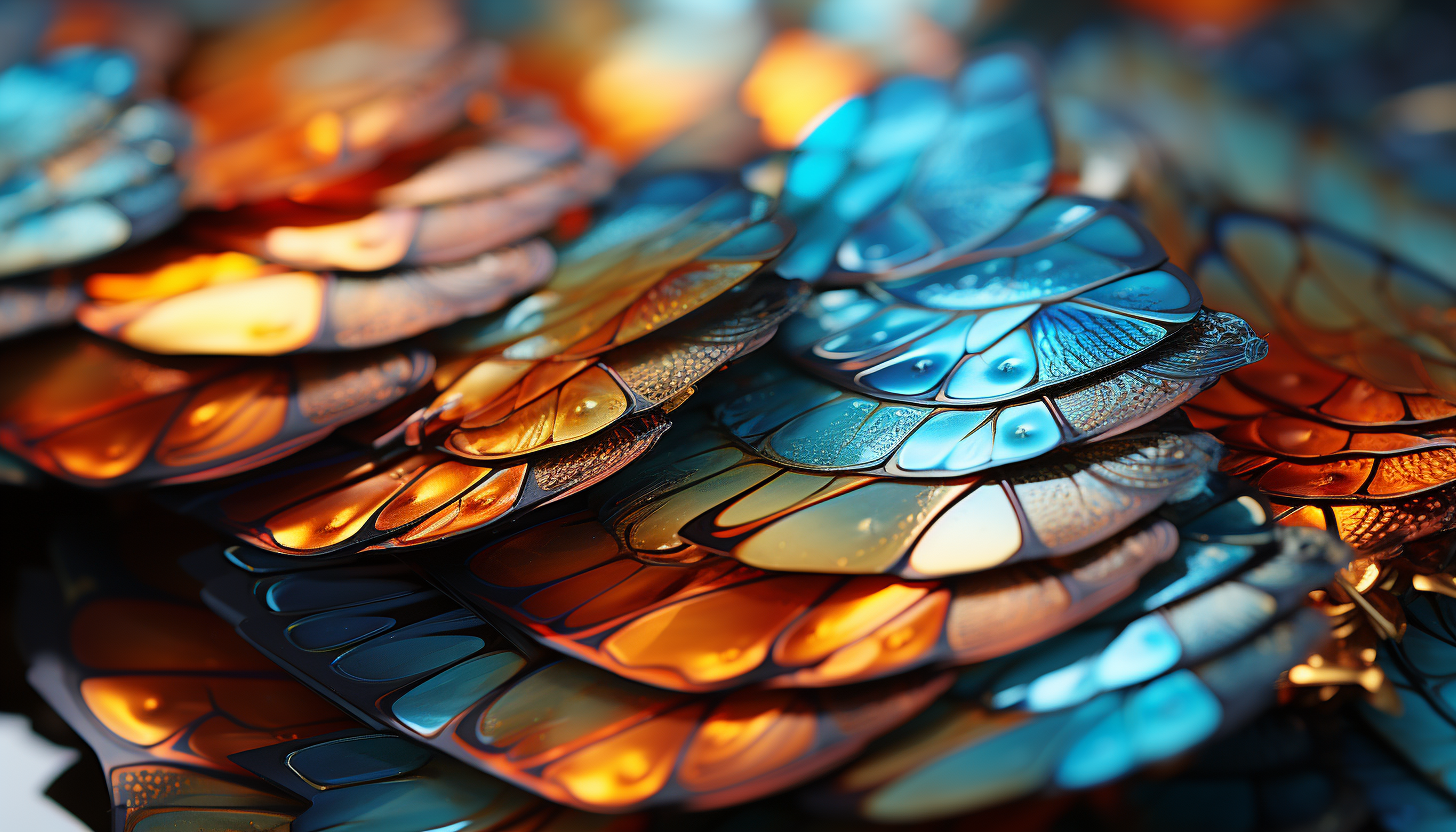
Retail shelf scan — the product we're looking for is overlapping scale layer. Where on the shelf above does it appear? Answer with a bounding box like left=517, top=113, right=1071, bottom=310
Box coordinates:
left=70, top=86, right=613, bottom=356
left=158, top=210, right=807, bottom=555
left=399, top=475, right=1304, bottom=695
left=439, top=277, right=804, bottom=462
left=1184, top=214, right=1456, bottom=560
left=1192, top=412, right=1456, bottom=557
left=1196, top=334, right=1456, bottom=430
left=0, top=21, right=1382, bottom=832
left=429, top=173, right=782, bottom=363
left=404, top=510, right=1178, bottom=692
left=405, top=173, right=799, bottom=457
left=192, top=549, right=950, bottom=813
left=1165, top=212, right=1456, bottom=712
left=19, top=528, right=633, bottom=832
left=18, top=532, right=342, bottom=831
left=810, top=607, right=1332, bottom=822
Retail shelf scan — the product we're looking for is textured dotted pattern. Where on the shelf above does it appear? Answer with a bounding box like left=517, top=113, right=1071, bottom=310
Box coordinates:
left=532, top=415, right=669, bottom=491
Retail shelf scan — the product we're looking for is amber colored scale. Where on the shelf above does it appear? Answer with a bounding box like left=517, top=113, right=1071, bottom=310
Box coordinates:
left=1253, top=479, right=1456, bottom=557
left=20, top=521, right=358, bottom=771
left=1198, top=215, right=1456, bottom=405
left=400, top=510, right=1179, bottom=692
left=187, top=109, right=615, bottom=273
left=158, top=180, right=802, bottom=555
left=425, top=189, right=780, bottom=368
left=1200, top=335, right=1456, bottom=429
left=43, top=594, right=353, bottom=772
left=167, top=413, right=670, bottom=555
left=0, top=330, right=433, bottom=486
left=403, top=176, right=793, bottom=458
left=1185, top=213, right=1456, bottom=558
left=19, top=522, right=643, bottom=832
left=1187, top=335, right=1456, bottom=556
left=1186, top=402, right=1456, bottom=467
left=73, top=86, right=606, bottom=356
left=433, top=277, right=805, bottom=463
left=75, top=240, right=556, bottom=355
left=177, top=0, right=495, bottom=208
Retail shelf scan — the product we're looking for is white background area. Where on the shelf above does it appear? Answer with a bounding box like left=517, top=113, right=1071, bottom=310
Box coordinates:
left=0, top=713, right=90, bottom=831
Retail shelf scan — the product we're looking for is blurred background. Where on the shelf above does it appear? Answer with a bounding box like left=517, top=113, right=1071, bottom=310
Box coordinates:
left=2, top=0, right=1454, bottom=828
left=13, top=0, right=1442, bottom=183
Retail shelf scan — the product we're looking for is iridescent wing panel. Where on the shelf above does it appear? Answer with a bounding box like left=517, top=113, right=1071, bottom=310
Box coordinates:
left=806, top=607, right=1331, bottom=822
left=721, top=309, right=1261, bottom=476
left=596, top=419, right=1219, bottom=578
left=770, top=48, right=1054, bottom=283
left=0, top=50, right=190, bottom=276
left=17, top=535, right=349, bottom=830
left=1184, top=319, right=1456, bottom=555
left=401, top=477, right=1294, bottom=695
left=778, top=202, right=1201, bottom=406
left=401, top=509, right=1182, bottom=691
